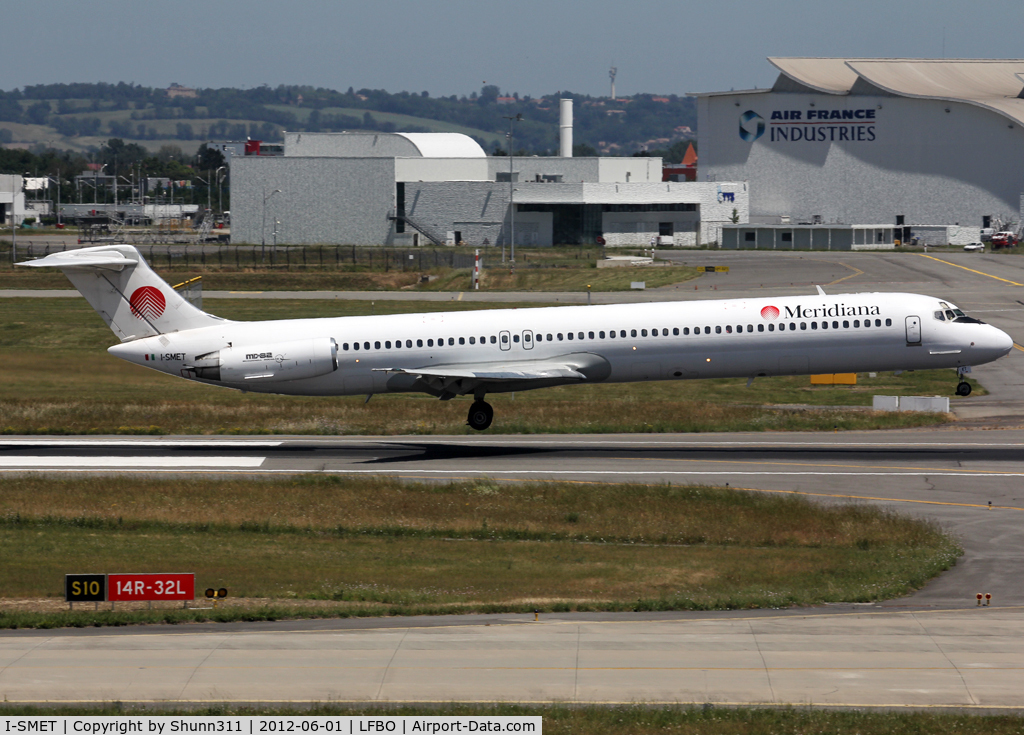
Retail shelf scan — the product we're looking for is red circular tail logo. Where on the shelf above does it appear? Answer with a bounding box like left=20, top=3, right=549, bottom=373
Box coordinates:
left=760, top=305, right=780, bottom=320
left=129, top=286, right=166, bottom=320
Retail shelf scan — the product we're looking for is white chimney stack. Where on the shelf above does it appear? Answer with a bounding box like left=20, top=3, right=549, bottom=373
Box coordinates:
left=559, top=98, right=573, bottom=157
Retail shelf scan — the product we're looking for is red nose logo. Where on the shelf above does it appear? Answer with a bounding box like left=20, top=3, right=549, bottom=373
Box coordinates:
left=129, top=286, right=166, bottom=320
left=760, top=305, right=780, bottom=320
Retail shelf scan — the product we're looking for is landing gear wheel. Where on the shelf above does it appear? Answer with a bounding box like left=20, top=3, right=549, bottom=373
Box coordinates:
left=956, top=381, right=972, bottom=397
left=467, top=400, right=494, bottom=431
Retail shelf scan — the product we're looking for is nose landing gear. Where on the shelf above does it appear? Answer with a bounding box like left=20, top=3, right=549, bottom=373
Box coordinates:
left=956, top=366, right=972, bottom=397
left=467, top=400, right=494, bottom=431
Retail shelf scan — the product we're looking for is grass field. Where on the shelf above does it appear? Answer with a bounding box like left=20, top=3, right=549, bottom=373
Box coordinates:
left=0, top=297, right=971, bottom=434
left=0, top=705, right=1021, bottom=734
left=0, top=476, right=961, bottom=624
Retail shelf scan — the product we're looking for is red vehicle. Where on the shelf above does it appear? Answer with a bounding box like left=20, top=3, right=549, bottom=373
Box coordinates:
left=991, top=232, right=1017, bottom=249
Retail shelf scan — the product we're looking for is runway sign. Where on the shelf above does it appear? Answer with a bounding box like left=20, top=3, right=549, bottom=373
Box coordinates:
left=108, top=573, right=194, bottom=601
left=64, top=574, right=106, bottom=602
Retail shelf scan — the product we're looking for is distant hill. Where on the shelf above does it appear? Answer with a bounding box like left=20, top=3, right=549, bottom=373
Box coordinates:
left=0, top=82, right=696, bottom=159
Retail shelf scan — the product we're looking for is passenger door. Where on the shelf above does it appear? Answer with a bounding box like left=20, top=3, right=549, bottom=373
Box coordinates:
left=906, top=316, right=922, bottom=345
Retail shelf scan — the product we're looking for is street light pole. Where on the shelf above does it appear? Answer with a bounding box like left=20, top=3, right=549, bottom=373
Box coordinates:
left=502, top=113, right=522, bottom=268
left=262, top=187, right=281, bottom=262
left=215, top=166, right=226, bottom=214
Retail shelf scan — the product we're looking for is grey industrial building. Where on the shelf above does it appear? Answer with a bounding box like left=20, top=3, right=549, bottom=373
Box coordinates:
left=230, top=124, right=747, bottom=248
left=698, top=58, right=1024, bottom=244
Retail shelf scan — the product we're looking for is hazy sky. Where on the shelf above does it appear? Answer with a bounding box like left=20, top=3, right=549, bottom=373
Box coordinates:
left=2, top=0, right=1022, bottom=97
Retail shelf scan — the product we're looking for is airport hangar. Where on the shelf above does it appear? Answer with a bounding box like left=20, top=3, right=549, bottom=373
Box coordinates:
left=698, top=58, right=1024, bottom=248
left=228, top=109, right=748, bottom=249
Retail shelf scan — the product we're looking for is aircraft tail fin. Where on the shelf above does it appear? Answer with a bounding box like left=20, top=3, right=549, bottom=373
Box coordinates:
left=17, top=244, right=226, bottom=341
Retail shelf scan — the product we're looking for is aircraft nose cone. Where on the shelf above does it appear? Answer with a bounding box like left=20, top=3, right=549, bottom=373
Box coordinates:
left=979, top=326, right=1014, bottom=359
left=996, top=327, right=1014, bottom=355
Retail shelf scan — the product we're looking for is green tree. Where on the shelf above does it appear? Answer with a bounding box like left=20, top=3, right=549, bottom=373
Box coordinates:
left=25, top=101, right=52, bottom=125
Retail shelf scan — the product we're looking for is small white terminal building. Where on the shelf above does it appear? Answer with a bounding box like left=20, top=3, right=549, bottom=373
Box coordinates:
left=230, top=104, right=747, bottom=248
left=698, top=58, right=1024, bottom=243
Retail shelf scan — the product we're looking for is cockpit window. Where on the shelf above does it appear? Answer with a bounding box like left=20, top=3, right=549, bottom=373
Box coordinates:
left=945, top=310, right=956, bottom=320
left=934, top=311, right=945, bottom=321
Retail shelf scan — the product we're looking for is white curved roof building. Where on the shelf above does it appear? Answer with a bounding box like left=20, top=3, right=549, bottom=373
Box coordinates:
left=284, top=131, right=486, bottom=158
left=699, top=58, right=1024, bottom=236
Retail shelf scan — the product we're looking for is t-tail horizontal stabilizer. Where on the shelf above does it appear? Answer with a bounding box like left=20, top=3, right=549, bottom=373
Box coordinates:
left=18, top=245, right=225, bottom=341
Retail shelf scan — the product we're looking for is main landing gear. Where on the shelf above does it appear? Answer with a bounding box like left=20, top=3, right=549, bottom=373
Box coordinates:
left=467, top=400, right=494, bottom=431
left=956, top=366, right=972, bottom=397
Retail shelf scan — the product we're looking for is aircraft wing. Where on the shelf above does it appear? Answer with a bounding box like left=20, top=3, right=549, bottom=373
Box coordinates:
left=374, top=353, right=609, bottom=399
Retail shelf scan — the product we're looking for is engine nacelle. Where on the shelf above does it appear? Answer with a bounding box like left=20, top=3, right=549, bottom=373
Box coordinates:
left=190, top=338, right=338, bottom=383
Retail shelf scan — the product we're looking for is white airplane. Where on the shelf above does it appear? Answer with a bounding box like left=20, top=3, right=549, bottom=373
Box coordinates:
left=21, top=244, right=1013, bottom=430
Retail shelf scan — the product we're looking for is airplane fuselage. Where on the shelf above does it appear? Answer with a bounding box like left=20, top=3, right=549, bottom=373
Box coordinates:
left=109, top=291, right=1012, bottom=398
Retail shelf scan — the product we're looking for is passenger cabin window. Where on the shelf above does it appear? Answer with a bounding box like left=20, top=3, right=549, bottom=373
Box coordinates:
left=885, top=318, right=892, bottom=326
left=375, top=341, right=381, bottom=349
left=513, top=335, right=519, bottom=343
left=501, top=334, right=508, bottom=344
left=417, top=339, right=423, bottom=347
left=364, top=342, right=370, bottom=350
left=470, top=337, right=476, bottom=344
left=704, top=327, right=711, bottom=334
left=490, top=336, right=497, bottom=344
left=427, top=339, right=434, bottom=347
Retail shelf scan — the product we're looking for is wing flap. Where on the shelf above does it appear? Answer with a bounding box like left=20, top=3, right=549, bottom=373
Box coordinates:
left=372, top=353, right=611, bottom=399
left=377, top=365, right=586, bottom=381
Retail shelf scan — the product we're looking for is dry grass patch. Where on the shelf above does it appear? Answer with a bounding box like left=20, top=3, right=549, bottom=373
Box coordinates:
left=0, top=476, right=942, bottom=548
left=0, top=478, right=961, bottom=620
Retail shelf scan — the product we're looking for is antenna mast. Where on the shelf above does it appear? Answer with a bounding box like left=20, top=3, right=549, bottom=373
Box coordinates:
left=609, top=66, right=617, bottom=100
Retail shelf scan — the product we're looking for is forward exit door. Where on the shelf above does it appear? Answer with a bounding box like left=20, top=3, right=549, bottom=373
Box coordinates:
left=906, top=315, right=921, bottom=344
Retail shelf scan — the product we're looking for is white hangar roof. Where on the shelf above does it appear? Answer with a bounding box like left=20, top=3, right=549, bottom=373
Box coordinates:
left=396, top=133, right=486, bottom=158
left=768, top=57, right=1024, bottom=126
left=283, top=131, right=486, bottom=158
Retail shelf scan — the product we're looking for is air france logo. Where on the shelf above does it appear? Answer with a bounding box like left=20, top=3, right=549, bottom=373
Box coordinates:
left=129, top=286, right=166, bottom=320
left=739, top=110, right=765, bottom=142
left=760, top=305, right=780, bottom=320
